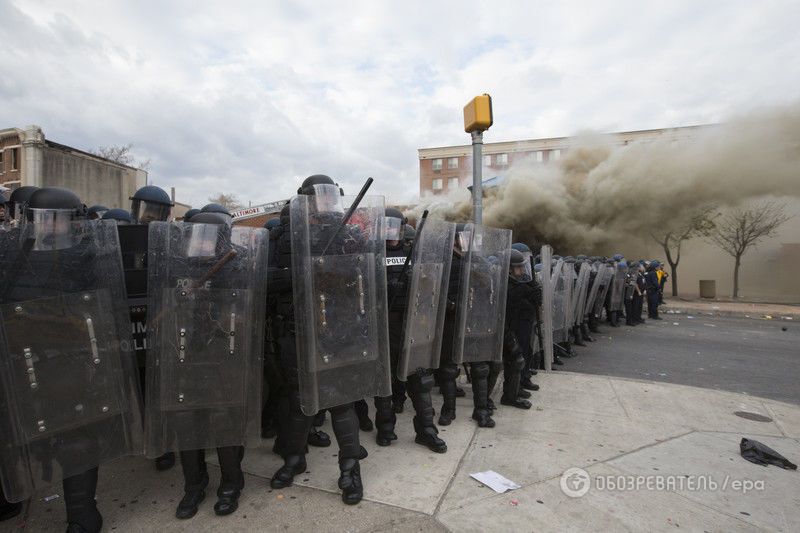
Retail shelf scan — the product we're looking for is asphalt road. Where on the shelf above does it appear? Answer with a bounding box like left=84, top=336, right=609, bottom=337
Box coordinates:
left=557, top=314, right=800, bottom=405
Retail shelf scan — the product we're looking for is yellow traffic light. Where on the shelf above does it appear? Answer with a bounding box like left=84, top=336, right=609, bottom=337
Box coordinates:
left=463, top=94, right=493, bottom=133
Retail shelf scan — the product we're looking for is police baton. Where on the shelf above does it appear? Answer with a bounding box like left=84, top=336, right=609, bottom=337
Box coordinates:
left=320, top=177, right=374, bottom=256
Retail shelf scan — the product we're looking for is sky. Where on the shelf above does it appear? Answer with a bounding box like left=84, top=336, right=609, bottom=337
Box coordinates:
left=2, top=0, right=799, bottom=208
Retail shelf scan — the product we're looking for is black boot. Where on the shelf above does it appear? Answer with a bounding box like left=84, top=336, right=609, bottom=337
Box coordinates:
left=572, top=326, right=587, bottom=346
left=338, top=458, right=363, bottom=505
left=354, top=399, right=374, bottom=432
left=155, top=451, right=175, bottom=471
left=176, top=450, right=209, bottom=519
left=214, top=446, right=244, bottom=516
left=588, top=316, right=600, bottom=333
left=470, top=362, right=495, bottom=428
left=521, top=378, right=540, bottom=391
left=0, top=488, right=22, bottom=522
left=313, top=410, right=326, bottom=427
left=437, top=363, right=458, bottom=426
left=501, top=354, right=531, bottom=409
left=517, top=388, right=532, bottom=399
left=487, top=362, right=502, bottom=398
left=413, top=421, right=447, bottom=453
left=308, top=427, right=331, bottom=447
left=270, top=454, right=307, bottom=489
left=63, top=469, right=103, bottom=532
left=580, top=323, right=595, bottom=342
left=374, top=396, right=397, bottom=446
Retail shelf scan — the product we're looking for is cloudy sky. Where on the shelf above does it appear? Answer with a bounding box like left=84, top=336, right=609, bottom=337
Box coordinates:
left=3, top=0, right=799, bottom=208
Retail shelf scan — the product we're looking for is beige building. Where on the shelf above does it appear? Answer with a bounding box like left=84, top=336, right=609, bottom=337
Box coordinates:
left=1, top=125, right=148, bottom=209
left=418, top=125, right=705, bottom=196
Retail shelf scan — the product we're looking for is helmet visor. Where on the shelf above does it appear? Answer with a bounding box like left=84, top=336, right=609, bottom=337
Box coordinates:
left=510, top=257, right=532, bottom=282
left=384, top=217, right=404, bottom=241
left=134, top=200, right=172, bottom=224
left=312, top=184, right=343, bottom=214
left=26, top=208, right=82, bottom=250
left=185, top=223, right=220, bottom=258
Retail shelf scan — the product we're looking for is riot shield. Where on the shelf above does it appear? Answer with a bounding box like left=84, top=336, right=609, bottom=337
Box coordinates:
left=0, top=221, right=142, bottom=503
left=610, top=262, right=626, bottom=311
left=571, top=262, right=591, bottom=326
left=144, top=221, right=268, bottom=457
left=397, top=219, right=455, bottom=381
left=539, top=245, right=555, bottom=371
left=452, top=224, right=512, bottom=364
left=560, top=262, right=575, bottom=337
left=592, top=264, right=613, bottom=318
left=291, top=194, right=391, bottom=415
left=551, top=258, right=567, bottom=343
left=583, top=262, right=602, bottom=321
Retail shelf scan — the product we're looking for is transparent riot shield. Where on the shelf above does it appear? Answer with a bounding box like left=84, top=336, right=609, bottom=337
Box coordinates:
left=397, top=219, right=455, bottom=381
left=583, top=262, right=602, bottom=321
left=592, top=264, right=613, bottom=318
left=610, top=262, right=627, bottom=311
left=539, top=245, right=555, bottom=371
left=0, top=221, right=142, bottom=503
left=291, top=194, right=391, bottom=415
left=144, top=222, right=268, bottom=457
left=572, top=262, right=591, bottom=326
left=551, top=258, right=567, bottom=343
left=453, top=224, right=512, bottom=364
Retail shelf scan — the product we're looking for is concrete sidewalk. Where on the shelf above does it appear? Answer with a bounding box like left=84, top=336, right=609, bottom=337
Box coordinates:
left=663, top=299, right=800, bottom=319
left=6, top=372, right=800, bottom=532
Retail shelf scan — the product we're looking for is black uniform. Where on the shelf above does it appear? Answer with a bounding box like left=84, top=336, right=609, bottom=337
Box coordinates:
left=372, top=242, right=446, bottom=452
left=1, top=234, right=118, bottom=532
left=435, top=251, right=462, bottom=426
left=269, top=209, right=366, bottom=505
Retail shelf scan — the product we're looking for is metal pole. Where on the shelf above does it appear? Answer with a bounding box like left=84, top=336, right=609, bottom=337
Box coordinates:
left=471, top=130, right=483, bottom=225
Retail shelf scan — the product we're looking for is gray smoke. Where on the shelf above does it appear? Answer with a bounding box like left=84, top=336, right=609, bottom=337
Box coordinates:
left=418, top=102, right=800, bottom=255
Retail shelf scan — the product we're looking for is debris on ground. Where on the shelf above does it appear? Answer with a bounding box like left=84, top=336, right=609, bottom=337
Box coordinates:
left=470, top=471, right=521, bottom=493
left=740, top=438, right=798, bottom=470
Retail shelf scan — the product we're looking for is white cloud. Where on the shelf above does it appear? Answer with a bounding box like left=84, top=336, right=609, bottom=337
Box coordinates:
left=3, top=0, right=799, bottom=208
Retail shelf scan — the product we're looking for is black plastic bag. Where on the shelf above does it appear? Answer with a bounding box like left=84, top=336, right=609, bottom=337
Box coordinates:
left=740, top=438, right=797, bottom=470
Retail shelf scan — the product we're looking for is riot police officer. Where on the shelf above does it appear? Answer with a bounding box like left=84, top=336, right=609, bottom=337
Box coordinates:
left=121, top=185, right=176, bottom=471
left=269, top=175, right=369, bottom=505
left=0, top=187, right=142, bottom=533
left=498, top=249, right=534, bottom=409
left=372, top=208, right=447, bottom=452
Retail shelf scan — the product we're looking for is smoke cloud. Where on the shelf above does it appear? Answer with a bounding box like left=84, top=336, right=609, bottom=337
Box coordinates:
left=418, top=102, right=800, bottom=255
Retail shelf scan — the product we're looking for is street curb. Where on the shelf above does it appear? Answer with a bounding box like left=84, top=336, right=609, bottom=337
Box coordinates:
left=662, top=306, right=799, bottom=320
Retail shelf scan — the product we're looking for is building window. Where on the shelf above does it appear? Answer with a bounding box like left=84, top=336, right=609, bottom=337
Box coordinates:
left=10, top=148, right=19, bottom=171
left=496, top=153, right=508, bottom=166
left=551, top=149, right=562, bottom=160
left=432, top=178, right=443, bottom=190
left=447, top=157, right=459, bottom=169
left=448, top=177, right=459, bottom=190
left=0, top=151, right=4, bottom=173
left=535, top=150, right=543, bottom=162
left=483, top=155, right=492, bottom=166
left=432, top=159, right=443, bottom=171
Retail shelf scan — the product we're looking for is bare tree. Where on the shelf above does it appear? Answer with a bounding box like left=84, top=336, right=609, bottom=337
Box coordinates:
left=91, top=143, right=151, bottom=171
left=208, top=193, right=243, bottom=212
left=650, top=205, right=717, bottom=297
left=706, top=201, right=791, bottom=298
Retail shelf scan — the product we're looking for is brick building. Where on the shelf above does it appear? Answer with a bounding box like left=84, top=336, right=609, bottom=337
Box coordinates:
left=418, top=125, right=705, bottom=197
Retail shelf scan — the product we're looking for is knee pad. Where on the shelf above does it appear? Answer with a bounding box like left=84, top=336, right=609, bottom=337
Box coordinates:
left=439, top=363, right=459, bottom=381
